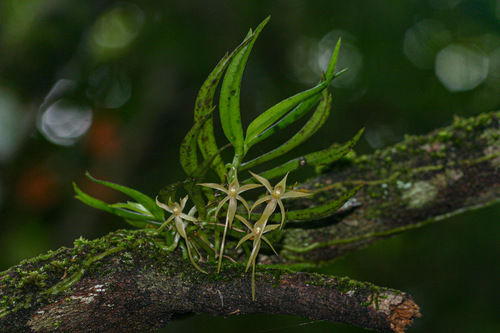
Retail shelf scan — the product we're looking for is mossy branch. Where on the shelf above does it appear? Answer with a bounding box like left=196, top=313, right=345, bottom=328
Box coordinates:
left=275, top=110, right=500, bottom=268
left=0, top=230, right=419, bottom=333
left=1, top=111, right=499, bottom=332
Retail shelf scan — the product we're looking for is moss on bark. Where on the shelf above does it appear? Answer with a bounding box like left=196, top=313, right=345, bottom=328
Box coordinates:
left=2, top=111, right=499, bottom=332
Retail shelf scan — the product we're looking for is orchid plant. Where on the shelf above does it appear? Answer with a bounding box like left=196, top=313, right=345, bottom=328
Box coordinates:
left=73, top=17, right=364, bottom=300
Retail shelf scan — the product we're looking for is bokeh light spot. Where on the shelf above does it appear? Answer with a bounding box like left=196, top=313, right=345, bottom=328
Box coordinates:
left=89, top=2, right=144, bottom=58
left=38, top=99, right=93, bottom=146
left=319, top=30, right=363, bottom=88
left=289, top=30, right=362, bottom=88
left=403, top=19, right=452, bottom=69
left=435, top=44, right=489, bottom=92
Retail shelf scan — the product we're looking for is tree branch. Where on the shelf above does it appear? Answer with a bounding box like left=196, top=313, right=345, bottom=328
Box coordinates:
left=2, top=111, right=498, bottom=332
left=0, top=231, right=419, bottom=332
left=276, top=111, right=500, bottom=267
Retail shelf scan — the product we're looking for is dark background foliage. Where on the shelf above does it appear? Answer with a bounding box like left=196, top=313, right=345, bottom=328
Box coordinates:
left=0, top=1, right=498, bottom=332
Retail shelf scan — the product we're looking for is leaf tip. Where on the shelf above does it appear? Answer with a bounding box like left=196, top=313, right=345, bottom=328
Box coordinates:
left=85, top=171, right=98, bottom=182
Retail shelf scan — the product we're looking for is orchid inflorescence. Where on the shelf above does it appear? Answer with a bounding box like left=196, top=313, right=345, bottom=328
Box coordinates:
left=73, top=17, right=364, bottom=300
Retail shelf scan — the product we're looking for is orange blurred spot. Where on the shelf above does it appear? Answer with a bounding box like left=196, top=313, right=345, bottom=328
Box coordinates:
left=87, top=118, right=124, bottom=159
left=16, top=167, right=59, bottom=210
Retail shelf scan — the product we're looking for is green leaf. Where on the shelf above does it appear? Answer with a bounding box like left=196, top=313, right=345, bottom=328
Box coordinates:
left=194, top=52, right=230, bottom=123
left=73, top=183, right=160, bottom=229
left=326, top=38, right=342, bottom=78
left=124, top=219, right=161, bottom=229
left=110, top=202, right=153, bottom=216
left=184, top=182, right=205, bottom=220
left=194, top=36, right=255, bottom=181
left=254, top=127, right=364, bottom=181
left=194, top=54, right=229, bottom=181
left=179, top=107, right=215, bottom=177
left=73, top=182, right=115, bottom=214
left=244, top=81, right=329, bottom=154
left=244, top=39, right=342, bottom=154
left=158, top=144, right=228, bottom=221
left=183, top=143, right=230, bottom=219
left=198, top=116, right=226, bottom=181
left=249, top=184, right=363, bottom=223
left=158, top=181, right=185, bottom=203
left=244, top=92, right=324, bottom=154
left=84, top=172, right=164, bottom=221
left=240, top=90, right=331, bottom=170
left=219, top=16, right=270, bottom=167
left=286, top=184, right=363, bottom=221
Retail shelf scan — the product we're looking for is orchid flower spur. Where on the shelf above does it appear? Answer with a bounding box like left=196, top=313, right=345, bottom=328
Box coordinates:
left=249, top=172, right=311, bottom=229
left=198, top=171, right=262, bottom=272
left=155, top=195, right=207, bottom=274
left=234, top=214, right=279, bottom=300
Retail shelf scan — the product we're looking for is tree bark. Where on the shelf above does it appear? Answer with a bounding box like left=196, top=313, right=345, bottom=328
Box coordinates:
left=1, top=111, right=499, bottom=332
left=276, top=111, right=500, bottom=267
left=0, top=230, right=419, bottom=333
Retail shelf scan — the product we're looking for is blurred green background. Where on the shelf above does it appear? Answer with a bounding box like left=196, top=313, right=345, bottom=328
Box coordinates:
left=0, top=1, right=499, bottom=332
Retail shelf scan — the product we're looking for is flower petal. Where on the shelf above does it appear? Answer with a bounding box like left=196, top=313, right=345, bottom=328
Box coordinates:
left=156, top=197, right=173, bottom=213
left=180, top=213, right=198, bottom=223
left=245, top=237, right=262, bottom=271
left=226, top=197, right=238, bottom=228
left=179, top=195, right=189, bottom=211
left=157, top=214, right=175, bottom=232
left=197, top=182, right=229, bottom=194
left=277, top=199, right=286, bottom=227
left=238, top=183, right=263, bottom=193
left=175, top=216, right=187, bottom=239
left=215, top=195, right=231, bottom=218
left=250, top=195, right=271, bottom=213
left=264, top=224, right=280, bottom=232
left=217, top=220, right=230, bottom=273
left=275, top=173, right=289, bottom=193
left=261, top=235, right=278, bottom=255
left=236, top=232, right=254, bottom=248
left=236, top=194, right=251, bottom=214
left=234, top=214, right=253, bottom=230
left=249, top=171, right=272, bottom=193
left=280, top=190, right=311, bottom=199
left=254, top=200, right=277, bottom=229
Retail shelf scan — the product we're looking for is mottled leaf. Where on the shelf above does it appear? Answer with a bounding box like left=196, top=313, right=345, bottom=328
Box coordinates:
left=158, top=181, right=185, bottom=205
left=194, top=54, right=229, bottom=181
left=244, top=39, right=342, bottom=154
left=241, top=90, right=331, bottom=170
left=253, top=127, right=364, bottom=181
left=158, top=146, right=225, bottom=221
left=179, top=107, right=215, bottom=178
left=219, top=17, right=270, bottom=166
left=194, top=36, right=255, bottom=180
left=250, top=184, right=363, bottom=223
left=244, top=93, right=324, bottom=154
left=286, top=184, right=363, bottom=221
